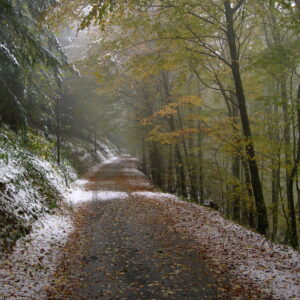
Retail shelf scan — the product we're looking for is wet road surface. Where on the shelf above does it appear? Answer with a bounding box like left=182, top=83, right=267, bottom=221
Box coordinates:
left=49, top=156, right=220, bottom=300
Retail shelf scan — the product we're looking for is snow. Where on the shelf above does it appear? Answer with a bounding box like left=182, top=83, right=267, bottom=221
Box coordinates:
left=132, top=191, right=178, bottom=200
left=88, top=156, right=120, bottom=174
left=67, top=185, right=128, bottom=205
left=122, top=167, right=145, bottom=176
left=2, top=148, right=299, bottom=299
left=75, top=179, right=89, bottom=186
left=0, top=214, right=73, bottom=300
left=97, top=191, right=128, bottom=201
left=0, top=146, right=74, bottom=235
left=67, top=189, right=96, bottom=205
left=139, top=192, right=300, bottom=300
left=101, top=155, right=119, bottom=165
left=72, top=64, right=81, bottom=77
left=66, top=138, right=120, bottom=170
left=0, top=43, right=19, bottom=67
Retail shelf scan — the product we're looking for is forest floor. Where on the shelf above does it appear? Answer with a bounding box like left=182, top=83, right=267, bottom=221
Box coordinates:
left=46, top=155, right=300, bottom=300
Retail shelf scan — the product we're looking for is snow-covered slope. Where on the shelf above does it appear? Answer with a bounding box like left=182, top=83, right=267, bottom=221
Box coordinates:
left=0, top=130, right=119, bottom=254
left=0, top=132, right=75, bottom=254
left=64, top=137, right=120, bottom=174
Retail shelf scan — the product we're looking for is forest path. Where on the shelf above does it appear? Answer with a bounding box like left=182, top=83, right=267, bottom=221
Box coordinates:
left=48, top=155, right=222, bottom=299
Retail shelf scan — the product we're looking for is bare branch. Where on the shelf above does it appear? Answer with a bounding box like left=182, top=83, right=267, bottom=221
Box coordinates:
left=233, top=0, right=247, bottom=13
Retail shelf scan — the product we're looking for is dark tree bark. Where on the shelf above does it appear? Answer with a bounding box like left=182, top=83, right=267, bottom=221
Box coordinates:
left=224, top=0, right=268, bottom=235
left=281, top=80, right=298, bottom=248
left=231, top=93, right=241, bottom=222
left=149, top=144, right=163, bottom=187
left=175, top=144, right=187, bottom=197
left=241, top=159, right=255, bottom=228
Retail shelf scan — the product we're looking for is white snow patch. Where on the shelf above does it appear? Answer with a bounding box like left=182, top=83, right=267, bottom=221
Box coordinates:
left=122, top=167, right=144, bottom=176
left=0, top=43, right=19, bottom=66
left=102, top=156, right=120, bottom=165
left=67, top=189, right=96, bottom=205
left=0, top=214, right=73, bottom=300
left=74, top=179, right=89, bottom=187
left=67, top=187, right=128, bottom=205
left=96, top=191, right=128, bottom=201
left=131, top=191, right=178, bottom=200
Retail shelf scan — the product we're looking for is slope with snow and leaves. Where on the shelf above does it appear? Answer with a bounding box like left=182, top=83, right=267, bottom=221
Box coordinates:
left=0, top=128, right=119, bottom=254
left=0, top=128, right=120, bottom=299
left=0, top=129, right=75, bottom=254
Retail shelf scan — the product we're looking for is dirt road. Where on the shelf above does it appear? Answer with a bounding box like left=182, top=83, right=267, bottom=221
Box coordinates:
left=49, top=156, right=221, bottom=300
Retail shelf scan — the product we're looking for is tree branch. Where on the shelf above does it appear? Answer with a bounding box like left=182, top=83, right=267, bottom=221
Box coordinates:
left=233, top=0, right=247, bottom=13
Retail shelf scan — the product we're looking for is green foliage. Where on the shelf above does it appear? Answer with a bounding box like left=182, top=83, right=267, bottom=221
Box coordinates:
left=25, top=129, right=56, bottom=161
left=0, top=0, right=75, bottom=131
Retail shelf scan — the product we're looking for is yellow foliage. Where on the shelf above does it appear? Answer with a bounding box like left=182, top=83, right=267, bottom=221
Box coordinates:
left=153, top=104, right=177, bottom=117
left=177, top=95, right=203, bottom=106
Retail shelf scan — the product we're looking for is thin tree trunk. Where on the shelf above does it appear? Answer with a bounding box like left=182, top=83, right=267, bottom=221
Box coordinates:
left=231, top=93, right=241, bottom=222
left=94, top=127, right=97, bottom=155
left=142, top=139, right=147, bottom=173
left=56, top=96, right=61, bottom=165
left=197, top=120, right=204, bottom=203
left=282, top=80, right=298, bottom=248
left=161, top=71, right=188, bottom=197
left=176, top=107, right=197, bottom=201
left=149, top=144, right=162, bottom=187
left=271, top=167, right=280, bottom=240
left=271, top=104, right=280, bottom=241
left=241, top=159, right=255, bottom=228
left=167, top=145, right=174, bottom=193
left=224, top=1, right=268, bottom=235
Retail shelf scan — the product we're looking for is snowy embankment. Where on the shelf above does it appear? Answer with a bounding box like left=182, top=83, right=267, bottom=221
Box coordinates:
left=0, top=132, right=76, bottom=253
left=65, top=137, right=120, bottom=173
left=0, top=131, right=119, bottom=299
left=131, top=191, right=300, bottom=300
left=0, top=215, right=73, bottom=299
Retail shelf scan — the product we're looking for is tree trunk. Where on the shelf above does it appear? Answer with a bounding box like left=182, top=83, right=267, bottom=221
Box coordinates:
left=271, top=167, right=280, bottom=240
left=232, top=154, right=241, bottom=221
left=241, top=159, right=255, bottom=228
left=167, top=145, right=174, bottom=193
left=271, top=103, right=280, bottom=240
left=176, top=107, right=197, bottom=201
left=94, top=127, right=97, bottom=155
left=56, top=96, right=61, bottom=165
left=224, top=1, right=268, bottom=235
left=161, top=71, right=188, bottom=197
left=197, top=120, right=204, bottom=203
left=281, top=80, right=298, bottom=248
left=149, top=144, right=162, bottom=187
left=142, top=139, right=147, bottom=173
left=231, top=93, right=241, bottom=222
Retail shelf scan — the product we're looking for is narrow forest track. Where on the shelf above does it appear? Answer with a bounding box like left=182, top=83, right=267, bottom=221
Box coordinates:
left=47, top=155, right=224, bottom=300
